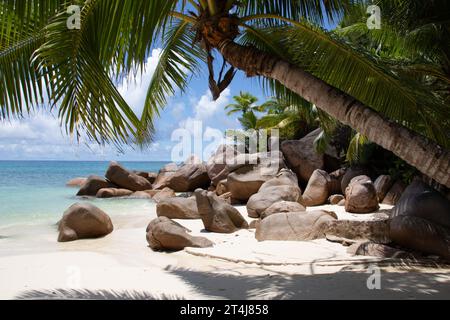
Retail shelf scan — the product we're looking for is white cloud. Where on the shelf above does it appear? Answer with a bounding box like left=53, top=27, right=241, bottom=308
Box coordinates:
left=118, top=48, right=162, bottom=115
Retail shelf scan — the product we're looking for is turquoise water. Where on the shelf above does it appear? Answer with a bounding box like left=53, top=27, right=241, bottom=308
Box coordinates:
left=0, top=161, right=168, bottom=227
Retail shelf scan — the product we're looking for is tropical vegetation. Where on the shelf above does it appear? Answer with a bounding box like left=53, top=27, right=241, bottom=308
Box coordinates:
left=0, top=0, right=449, bottom=186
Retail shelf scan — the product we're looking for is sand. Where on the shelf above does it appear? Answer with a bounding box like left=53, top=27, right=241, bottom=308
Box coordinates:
left=0, top=204, right=449, bottom=300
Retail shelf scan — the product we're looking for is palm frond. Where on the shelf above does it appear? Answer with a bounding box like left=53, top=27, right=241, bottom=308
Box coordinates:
left=236, top=0, right=352, bottom=25
left=240, top=22, right=450, bottom=147
left=139, top=19, right=205, bottom=144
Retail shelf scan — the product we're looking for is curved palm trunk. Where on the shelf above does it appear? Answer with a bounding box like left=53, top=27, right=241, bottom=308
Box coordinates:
left=218, top=40, right=450, bottom=188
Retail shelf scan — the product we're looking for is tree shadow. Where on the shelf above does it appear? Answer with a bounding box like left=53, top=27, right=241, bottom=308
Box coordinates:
left=162, top=264, right=450, bottom=300
left=15, top=289, right=185, bottom=300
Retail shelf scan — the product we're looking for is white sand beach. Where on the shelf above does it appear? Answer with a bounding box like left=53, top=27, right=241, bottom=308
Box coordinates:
left=1, top=203, right=449, bottom=300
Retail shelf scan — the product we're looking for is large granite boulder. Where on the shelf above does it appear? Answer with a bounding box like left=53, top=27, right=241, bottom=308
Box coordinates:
left=167, top=156, right=210, bottom=192
left=195, top=189, right=248, bottom=233
left=146, top=216, right=213, bottom=251
left=105, top=162, right=152, bottom=191
left=281, top=129, right=325, bottom=184
left=256, top=211, right=337, bottom=241
left=247, top=169, right=303, bottom=218
left=302, top=169, right=330, bottom=206
left=374, top=175, right=393, bottom=202
left=58, top=203, right=113, bottom=242
left=345, top=176, right=379, bottom=213
left=390, top=180, right=450, bottom=260
left=382, top=180, right=407, bottom=205
left=156, top=197, right=200, bottom=219
left=207, top=147, right=284, bottom=187
left=207, top=144, right=240, bottom=185
left=77, top=175, right=115, bottom=197
left=227, top=165, right=271, bottom=202
left=341, top=166, right=372, bottom=194
left=261, top=201, right=306, bottom=220
left=66, top=177, right=87, bottom=188
left=152, top=163, right=179, bottom=190
left=96, top=188, right=133, bottom=198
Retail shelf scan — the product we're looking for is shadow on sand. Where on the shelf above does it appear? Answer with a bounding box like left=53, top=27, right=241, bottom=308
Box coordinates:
left=15, top=259, right=450, bottom=300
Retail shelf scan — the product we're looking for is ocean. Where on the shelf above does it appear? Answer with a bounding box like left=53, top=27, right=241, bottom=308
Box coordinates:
left=0, top=161, right=168, bottom=228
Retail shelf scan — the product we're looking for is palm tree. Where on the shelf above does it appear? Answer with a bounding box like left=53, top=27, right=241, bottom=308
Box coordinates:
left=1, top=1, right=449, bottom=187
left=256, top=97, right=318, bottom=139
left=225, top=91, right=260, bottom=130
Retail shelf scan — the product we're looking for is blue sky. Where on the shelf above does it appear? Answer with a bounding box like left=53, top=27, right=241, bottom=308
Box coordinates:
left=0, top=48, right=269, bottom=162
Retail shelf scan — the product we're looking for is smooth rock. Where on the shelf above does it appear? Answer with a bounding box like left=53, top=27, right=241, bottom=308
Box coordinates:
left=382, top=180, right=407, bottom=205
left=77, top=175, right=115, bottom=197
left=345, top=175, right=379, bottom=213
left=58, top=203, right=113, bottom=242
left=152, top=163, right=179, bottom=190
left=302, top=169, right=330, bottom=206
left=281, top=129, right=325, bottom=184
left=256, top=211, right=337, bottom=241
left=341, top=166, right=372, bottom=194
left=146, top=216, right=213, bottom=251
left=156, top=197, right=200, bottom=219
left=105, top=162, right=152, bottom=191
left=247, top=170, right=303, bottom=218
left=390, top=179, right=450, bottom=260
left=195, top=189, right=248, bottom=233
left=374, top=175, right=393, bottom=202
left=168, top=156, right=210, bottom=192
left=261, top=201, right=306, bottom=220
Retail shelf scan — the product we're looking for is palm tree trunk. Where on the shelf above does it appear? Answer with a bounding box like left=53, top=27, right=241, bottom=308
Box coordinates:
left=218, top=40, right=450, bottom=188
